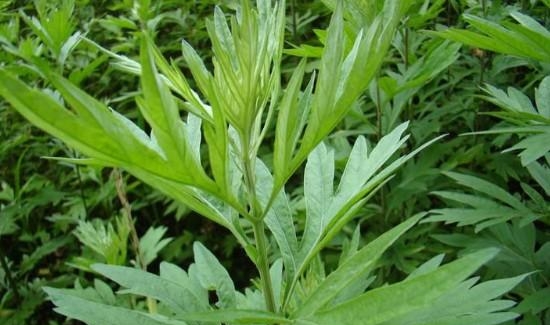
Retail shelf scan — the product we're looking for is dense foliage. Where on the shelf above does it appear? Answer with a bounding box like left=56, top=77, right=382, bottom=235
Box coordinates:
left=0, top=0, right=549, bottom=324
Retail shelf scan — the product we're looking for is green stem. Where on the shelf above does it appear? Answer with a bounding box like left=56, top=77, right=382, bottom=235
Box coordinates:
left=241, top=132, right=276, bottom=313
left=253, top=221, right=277, bottom=313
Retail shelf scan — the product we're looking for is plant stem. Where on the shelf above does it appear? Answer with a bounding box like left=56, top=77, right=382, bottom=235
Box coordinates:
left=241, top=134, right=276, bottom=313
left=252, top=221, right=277, bottom=313
left=112, top=168, right=157, bottom=314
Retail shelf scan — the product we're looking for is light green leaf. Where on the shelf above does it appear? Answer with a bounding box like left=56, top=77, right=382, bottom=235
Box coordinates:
left=406, top=254, right=445, bottom=280
left=294, top=213, right=423, bottom=318
left=277, top=1, right=408, bottom=192
left=0, top=67, right=241, bottom=230
left=290, top=126, right=442, bottom=305
left=273, top=60, right=309, bottom=184
left=92, top=264, right=205, bottom=314
left=139, top=226, right=172, bottom=267
left=303, top=248, right=501, bottom=325
left=44, top=287, right=187, bottom=325
left=526, top=161, right=550, bottom=196
left=317, top=131, right=443, bottom=257
left=159, top=262, right=209, bottom=308
left=255, top=160, right=298, bottom=286
left=300, top=142, right=334, bottom=262
left=139, top=35, right=214, bottom=190
left=127, top=168, right=247, bottom=245
left=535, top=76, right=550, bottom=118
left=180, top=39, right=214, bottom=105
left=193, top=242, right=236, bottom=308
left=0, top=68, right=121, bottom=166
left=150, top=41, right=211, bottom=121
left=508, top=132, right=550, bottom=165
left=335, top=123, right=409, bottom=205
left=269, top=259, right=284, bottom=311
left=432, top=12, right=550, bottom=62
left=176, top=309, right=291, bottom=324
left=381, top=274, right=526, bottom=325
left=430, top=191, right=501, bottom=209
left=411, top=313, right=519, bottom=325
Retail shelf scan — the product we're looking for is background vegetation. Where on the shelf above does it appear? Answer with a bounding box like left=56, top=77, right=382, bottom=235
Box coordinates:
left=0, top=0, right=549, bottom=324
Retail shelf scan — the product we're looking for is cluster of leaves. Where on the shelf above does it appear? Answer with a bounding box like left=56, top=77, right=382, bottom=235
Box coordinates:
left=0, top=0, right=549, bottom=324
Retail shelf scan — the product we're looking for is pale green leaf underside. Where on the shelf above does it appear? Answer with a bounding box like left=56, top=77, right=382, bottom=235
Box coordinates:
left=303, top=248, right=514, bottom=325
left=44, top=287, right=186, bottom=325
left=294, top=213, right=424, bottom=318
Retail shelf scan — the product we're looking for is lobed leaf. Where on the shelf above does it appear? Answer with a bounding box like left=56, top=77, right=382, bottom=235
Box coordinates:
left=255, top=160, right=299, bottom=290
left=193, top=242, right=237, bottom=308
left=44, top=287, right=187, bottom=325
left=302, top=248, right=509, bottom=325
left=92, top=264, right=206, bottom=314
left=294, top=213, right=424, bottom=318
left=175, top=309, right=290, bottom=324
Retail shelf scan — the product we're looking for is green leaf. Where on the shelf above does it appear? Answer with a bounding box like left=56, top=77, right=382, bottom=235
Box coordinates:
left=127, top=168, right=246, bottom=243
left=527, top=162, right=550, bottom=196
left=294, top=213, right=423, bottom=318
left=0, top=67, right=235, bottom=227
left=180, top=39, right=214, bottom=104
left=176, top=309, right=291, bottom=324
left=92, top=264, right=206, bottom=313
left=382, top=274, right=526, bottom=325
left=300, top=142, right=334, bottom=263
left=150, top=41, right=212, bottom=122
left=193, top=241, right=236, bottom=308
left=535, top=76, right=550, bottom=119
left=481, top=84, right=538, bottom=115
left=139, top=226, right=172, bottom=267
left=276, top=1, right=408, bottom=191
left=443, top=172, right=528, bottom=212
left=255, top=160, right=298, bottom=287
left=0, top=213, right=18, bottom=236
left=159, top=262, right=209, bottom=307
left=514, top=287, right=550, bottom=314
left=426, top=207, right=523, bottom=229
left=508, top=132, right=550, bottom=165
left=431, top=11, right=550, bottom=62
left=44, top=287, right=187, bottom=325
left=406, top=254, right=445, bottom=280
left=74, top=217, right=128, bottom=265
left=273, top=60, right=310, bottom=185
left=303, top=248, right=503, bottom=325
left=19, top=236, right=71, bottom=274
left=0, top=68, right=121, bottom=166
left=290, top=125, right=442, bottom=304
left=387, top=41, right=461, bottom=129
left=139, top=34, right=214, bottom=190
